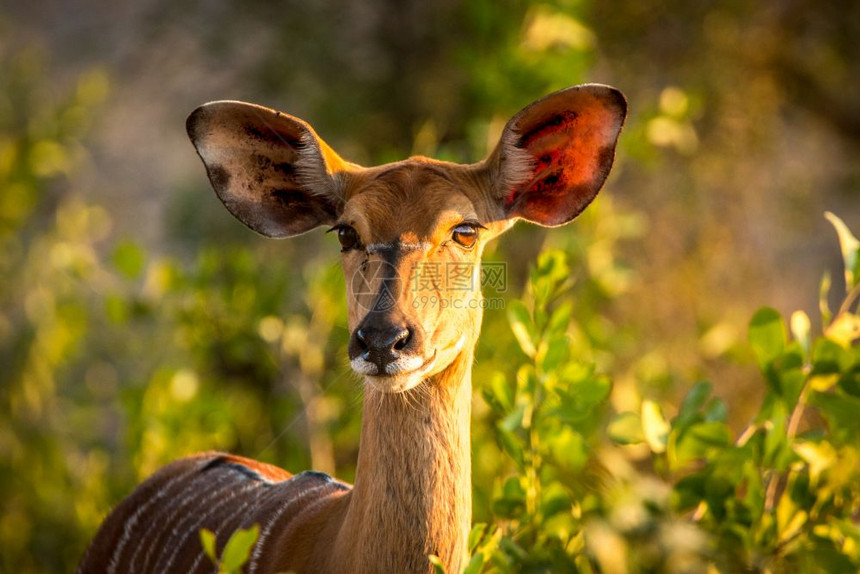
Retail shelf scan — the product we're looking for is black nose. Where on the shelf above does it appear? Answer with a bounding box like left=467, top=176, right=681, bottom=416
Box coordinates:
left=353, top=324, right=412, bottom=373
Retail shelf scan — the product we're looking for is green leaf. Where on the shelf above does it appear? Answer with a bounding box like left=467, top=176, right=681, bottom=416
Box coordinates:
left=678, top=381, right=712, bottom=424
left=540, top=485, right=573, bottom=518
left=485, top=372, right=513, bottom=413
left=199, top=528, right=217, bottom=562
left=502, top=475, right=526, bottom=499
left=219, top=524, right=259, bottom=573
left=642, top=400, right=670, bottom=453
left=555, top=372, right=611, bottom=423
left=825, top=312, right=860, bottom=348
left=112, top=240, right=145, bottom=279
left=773, top=350, right=806, bottom=404
left=762, top=401, right=791, bottom=469
left=793, top=440, right=836, bottom=484
left=500, top=404, right=525, bottom=433
left=790, top=310, right=811, bottom=358
left=531, top=250, right=569, bottom=308
left=496, top=426, right=524, bottom=468
left=549, top=427, right=589, bottom=473
left=608, top=411, right=644, bottom=445
left=508, top=300, right=536, bottom=357
left=809, top=390, right=860, bottom=434
left=671, top=421, right=732, bottom=468
left=515, top=364, right=538, bottom=402
left=748, top=307, right=786, bottom=369
left=468, top=523, right=487, bottom=554
left=703, top=397, right=727, bottom=423
left=493, top=498, right=526, bottom=518
left=537, top=333, right=569, bottom=373
left=672, top=473, right=706, bottom=511
left=812, top=337, right=851, bottom=375
left=547, top=300, right=573, bottom=335
left=462, top=552, right=486, bottom=574
left=428, top=554, right=447, bottom=574
left=839, top=368, right=860, bottom=397
left=819, top=271, right=833, bottom=326
left=825, top=211, right=860, bottom=291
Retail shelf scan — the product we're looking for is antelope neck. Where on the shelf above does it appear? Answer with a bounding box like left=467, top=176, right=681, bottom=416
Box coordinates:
left=333, top=349, right=474, bottom=573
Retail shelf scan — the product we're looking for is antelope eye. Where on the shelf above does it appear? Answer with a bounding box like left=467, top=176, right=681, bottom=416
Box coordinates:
left=329, top=225, right=361, bottom=252
left=451, top=223, right=479, bottom=249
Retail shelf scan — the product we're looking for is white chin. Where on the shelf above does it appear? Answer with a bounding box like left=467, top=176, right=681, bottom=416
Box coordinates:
left=350, top=355, right=433, bottom=393
left=363, top=374, right=424, bottom=394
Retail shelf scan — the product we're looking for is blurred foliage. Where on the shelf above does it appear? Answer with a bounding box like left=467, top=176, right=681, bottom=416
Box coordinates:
left=466, top=214, right=860, bottom=572
left=2, top=1, right=860, bottom=573
left=201, top=525, right=259, bottom=574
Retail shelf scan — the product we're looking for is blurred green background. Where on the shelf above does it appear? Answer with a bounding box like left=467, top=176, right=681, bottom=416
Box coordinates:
left=1, top=1, right=859, bottom=571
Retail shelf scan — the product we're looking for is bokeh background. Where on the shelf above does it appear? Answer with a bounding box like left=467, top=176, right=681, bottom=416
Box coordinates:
left=2, top=1, right=859, bottom=571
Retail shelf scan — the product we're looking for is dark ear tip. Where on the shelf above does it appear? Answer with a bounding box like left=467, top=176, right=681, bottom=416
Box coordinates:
left=605, top=87, right=628, bottom=120
left=580, top=83, right=628, bottom=121
left=186, top=105, right=210, bottom=144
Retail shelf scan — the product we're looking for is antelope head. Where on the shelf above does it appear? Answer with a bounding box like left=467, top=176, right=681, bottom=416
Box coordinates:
left=186, top=85, right=626, bottom=395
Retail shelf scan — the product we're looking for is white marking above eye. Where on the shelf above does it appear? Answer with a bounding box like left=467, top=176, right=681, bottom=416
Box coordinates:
left=365, top=242, right=430, bottom=254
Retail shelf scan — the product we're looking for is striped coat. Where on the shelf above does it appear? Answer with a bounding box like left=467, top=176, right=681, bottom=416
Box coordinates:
left=77, top=453, right=350, bottom=574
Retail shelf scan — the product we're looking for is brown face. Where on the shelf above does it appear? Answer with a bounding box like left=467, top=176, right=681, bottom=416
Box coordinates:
left=334, top=162, right=503, bottom=392
left=187, top=84, right=627, bottom=393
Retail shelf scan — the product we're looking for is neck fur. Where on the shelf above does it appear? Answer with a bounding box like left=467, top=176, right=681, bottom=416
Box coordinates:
left=333, top=349, right=474, bottom=573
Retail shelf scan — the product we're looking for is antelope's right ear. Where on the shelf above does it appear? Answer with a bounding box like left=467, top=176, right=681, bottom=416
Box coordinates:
left=187, top=101, right=353, bottom=238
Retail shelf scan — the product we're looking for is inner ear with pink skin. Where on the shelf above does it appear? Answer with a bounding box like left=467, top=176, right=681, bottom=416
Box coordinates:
left=487, top=84, right=627, bottom=227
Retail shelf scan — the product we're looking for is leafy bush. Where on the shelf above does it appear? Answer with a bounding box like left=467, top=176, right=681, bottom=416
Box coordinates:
left=465, top=213, right=860, bottom=573
left=3, top=8, right=859, bottom=571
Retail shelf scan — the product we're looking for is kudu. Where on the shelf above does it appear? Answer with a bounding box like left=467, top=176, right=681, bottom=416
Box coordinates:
left=78, top=84, right=626, bottom=573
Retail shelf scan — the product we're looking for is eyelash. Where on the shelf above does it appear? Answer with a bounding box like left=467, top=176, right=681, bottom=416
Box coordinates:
left=328, top=221, right=485, bottom=251
left=451, top=221, right=484, bottom=249
left=327, top=224, right=361, bottom=252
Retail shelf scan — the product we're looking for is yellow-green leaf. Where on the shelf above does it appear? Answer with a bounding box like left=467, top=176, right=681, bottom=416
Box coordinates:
left=608, top=411, right=645, bottom=445
left=748, top=307, right=786, bottom=368
left=220, top=524, right=259, bottom=573
left=642, top=400, right=670, bottom=453
left=825, top=212, right=860, bottom=291
left=199, top=528, right=217, bottom=562
left=429, top=554, right=447, bottom=573
left=508, top=300, right=536, bottom=357
left=793, top=440, right=837, bottom=485
left=825, top=312, right=860, bottom=348
left=790, top=310, right=811, bottom=357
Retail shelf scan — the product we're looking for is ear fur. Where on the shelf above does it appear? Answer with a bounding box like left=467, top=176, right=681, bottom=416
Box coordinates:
left=485, top=84, right=627, bottom=226
left=187, top=101, right=353, bottom=237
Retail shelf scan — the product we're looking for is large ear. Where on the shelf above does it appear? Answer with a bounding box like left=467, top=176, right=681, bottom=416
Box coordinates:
left=485, top=84, right=627, bottom=226
left=187, top=101, right=354, bottom=237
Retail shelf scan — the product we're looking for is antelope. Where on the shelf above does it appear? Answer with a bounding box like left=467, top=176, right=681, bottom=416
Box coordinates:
left=78, top=84, right=626, bottom=574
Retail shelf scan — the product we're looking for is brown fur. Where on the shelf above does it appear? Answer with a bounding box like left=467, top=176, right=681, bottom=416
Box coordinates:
left=79, top=84, right=626, bottom=574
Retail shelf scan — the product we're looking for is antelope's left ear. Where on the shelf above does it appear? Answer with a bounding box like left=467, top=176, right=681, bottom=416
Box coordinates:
left=485, top=84, right=627, bottom=226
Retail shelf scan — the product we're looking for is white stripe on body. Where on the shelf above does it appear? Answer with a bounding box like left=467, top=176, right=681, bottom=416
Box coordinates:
left=147, top=470, right=245, bottom=572
left=246, top=480, right=335, bottom=574
left=173, top=481, right=261, bottom=573
left=127, top=465, right=219, bottom=572
left=106, top=462, right=201, bottom=574
left=182, top=472, right=301, bottom=573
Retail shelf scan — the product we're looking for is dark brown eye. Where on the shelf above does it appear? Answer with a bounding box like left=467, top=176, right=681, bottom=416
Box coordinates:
left=451, top=222, right=479, bottom=249
left=329, top=225, right=361, bottom=252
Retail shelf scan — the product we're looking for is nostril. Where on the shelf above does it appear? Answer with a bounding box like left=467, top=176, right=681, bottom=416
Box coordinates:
left=392, top=329, right=411, bottom=351
left=355, top=328, right=369, bottom=351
